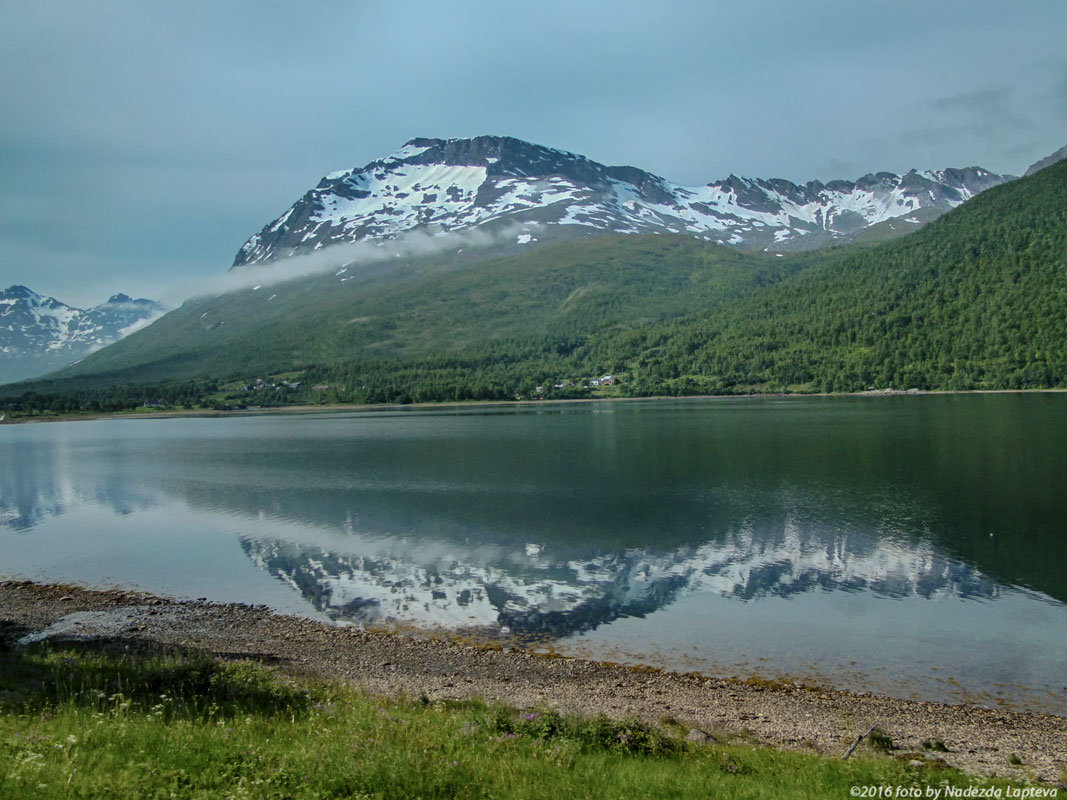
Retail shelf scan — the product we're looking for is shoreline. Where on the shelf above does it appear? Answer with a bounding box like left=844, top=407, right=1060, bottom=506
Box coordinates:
left=2, top=579, right=1064, bottom=783
left=4, top=387, right=1067, bottom=425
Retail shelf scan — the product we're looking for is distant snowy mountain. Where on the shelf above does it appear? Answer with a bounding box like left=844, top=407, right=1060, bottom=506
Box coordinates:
left=0, top=286, right=165, bottom=384
left=233, top=135, right=1013, bottom=266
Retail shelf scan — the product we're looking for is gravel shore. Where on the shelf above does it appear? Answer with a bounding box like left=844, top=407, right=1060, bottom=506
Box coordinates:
left=2, top=580, right=1064, bottom=784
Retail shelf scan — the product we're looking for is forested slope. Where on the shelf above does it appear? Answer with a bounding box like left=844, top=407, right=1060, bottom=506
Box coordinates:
left=584, top=158, right=1067, bottom=395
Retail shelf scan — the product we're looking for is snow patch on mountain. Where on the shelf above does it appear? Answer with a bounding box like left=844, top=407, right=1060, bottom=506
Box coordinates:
left=233, top=136, right=1014, bottom=267
left=0, top=286, right=166, bottom=384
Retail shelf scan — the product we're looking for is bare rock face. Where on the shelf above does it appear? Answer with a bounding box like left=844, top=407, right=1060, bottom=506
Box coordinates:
left=1024, top=144, right=1067, bottom=176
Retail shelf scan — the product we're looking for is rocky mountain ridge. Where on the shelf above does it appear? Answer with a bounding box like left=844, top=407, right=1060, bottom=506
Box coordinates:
left=0, top=285, right=164, bottom=384
left=233, top=135, right=1015, bottom=266
left=1024, top=144, right=1067, bottom=176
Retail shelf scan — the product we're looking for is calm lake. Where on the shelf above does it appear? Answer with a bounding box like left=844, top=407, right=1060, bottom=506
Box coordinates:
left=2, top=395, right=1065, bottom=713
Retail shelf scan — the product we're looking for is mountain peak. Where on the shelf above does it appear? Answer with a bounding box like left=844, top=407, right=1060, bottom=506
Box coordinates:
left=1, top=287, right=164, bottom=384
left=2, top=285, right=39, bottom=300
left=233, top=137, right=1013, bottom=268
left=322, top=135, right=603, bottom=184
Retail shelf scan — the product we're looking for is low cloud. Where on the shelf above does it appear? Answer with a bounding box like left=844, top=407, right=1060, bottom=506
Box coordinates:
left=82, top=308, right=171, bottom=355
left=158, top=223, right=525, bottom=308
left=115, top=311, right=168, bottom=338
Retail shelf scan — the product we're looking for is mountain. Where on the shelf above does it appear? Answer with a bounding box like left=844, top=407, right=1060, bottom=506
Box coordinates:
left=34, top=235, right=811, bottom=388
left=1024, top=143, right=1067, bottom=176
left=233, top=135, right=1012, bottom=265
left=0, top=287, right=165, bottom=384
left=5, top=151, right=1063, bottom=409
left=593, top=157, right=1067, bottom=395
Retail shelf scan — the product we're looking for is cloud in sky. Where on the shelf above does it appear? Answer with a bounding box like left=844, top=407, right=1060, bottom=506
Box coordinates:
left=159, top=223, right=523, bottom=309
left=1, top=0, right=1065, bottom=307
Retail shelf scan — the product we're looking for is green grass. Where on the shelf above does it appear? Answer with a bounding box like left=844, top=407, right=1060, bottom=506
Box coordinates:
left=0, top=639, right=1032, bottom=799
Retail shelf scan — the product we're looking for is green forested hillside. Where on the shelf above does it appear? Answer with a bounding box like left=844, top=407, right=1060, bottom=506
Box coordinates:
left=1, top=235, right=815, bottom=408
left=3, top=160, right=1064, bottom=412
left=592, top=157, right=1067, bottom=395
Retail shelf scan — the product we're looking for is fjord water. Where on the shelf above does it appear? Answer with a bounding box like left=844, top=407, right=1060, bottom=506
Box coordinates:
left=2, top=395, right=1065, bottom=713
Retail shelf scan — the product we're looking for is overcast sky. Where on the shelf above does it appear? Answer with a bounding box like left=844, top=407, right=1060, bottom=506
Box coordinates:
left=2, top=0, right=1065, bottom=307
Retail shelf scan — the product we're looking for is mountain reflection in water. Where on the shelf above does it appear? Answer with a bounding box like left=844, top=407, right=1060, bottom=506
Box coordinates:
left=2, top=397, right=1065, bottom=712
left=0, top=441, right=1004, bottom=636
left=240, top=522, right=1001, bottom=637
left=2, top=413, right=1008, bottom=638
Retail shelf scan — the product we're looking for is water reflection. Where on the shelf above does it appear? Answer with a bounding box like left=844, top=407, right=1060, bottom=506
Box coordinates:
left=239, top=518, right=1002, bottom=636
left=3, top=399, right=1065, bottom=710
left=1, top=418, right=1007, bottom=638
left=3, top=399, right=1059, bottom=614
left=0, top=430, right=159, bottom=530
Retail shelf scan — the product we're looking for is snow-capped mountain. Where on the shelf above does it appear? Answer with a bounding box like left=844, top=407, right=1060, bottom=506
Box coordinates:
left=233, top=135, right=1013, bottom=266
left=0, top=286, right=165, bottom=384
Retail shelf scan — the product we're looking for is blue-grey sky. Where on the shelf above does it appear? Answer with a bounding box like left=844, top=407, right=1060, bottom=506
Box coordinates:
left=2, top=0, right=1065, bottom=307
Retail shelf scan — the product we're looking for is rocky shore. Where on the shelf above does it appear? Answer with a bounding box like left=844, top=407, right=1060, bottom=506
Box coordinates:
left=2, top=580, right=1064, bottom=784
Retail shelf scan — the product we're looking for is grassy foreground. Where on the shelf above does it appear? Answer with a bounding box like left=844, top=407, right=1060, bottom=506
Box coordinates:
left=0, top=640, right=1028, bottom=800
